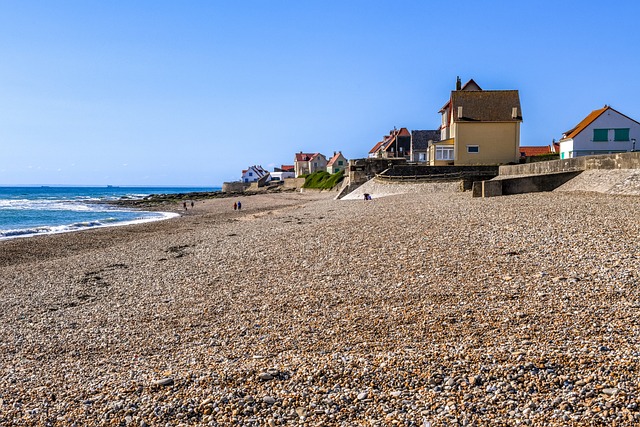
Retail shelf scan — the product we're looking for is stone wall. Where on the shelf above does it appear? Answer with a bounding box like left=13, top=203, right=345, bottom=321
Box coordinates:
left=222, top=181, right=249, bottom=193
left=282, top=178, right=306, bottom=189
left=348, top=158, right=408, bottom=186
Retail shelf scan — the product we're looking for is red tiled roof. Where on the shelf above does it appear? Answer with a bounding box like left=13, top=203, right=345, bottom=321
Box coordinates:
left=327, top=152, right=344, bottom=167
left=520, top=146, right=552, bottom=157
left=280, top=165, right=294, bottom=172
left=295, top=152, right=314, bottom=161
left=369, top=141, right=385, bottom=154
left=397, top=127, right=411, bottom=137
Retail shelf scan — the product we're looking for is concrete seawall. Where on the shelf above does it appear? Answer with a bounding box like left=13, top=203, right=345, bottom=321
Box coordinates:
left=475, top=152, right=640, bottom=197
left=499, top=151, right=640, bottom=176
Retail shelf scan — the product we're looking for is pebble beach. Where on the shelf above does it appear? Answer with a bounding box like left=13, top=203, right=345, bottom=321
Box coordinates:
left=1, top=189, right=639, bottom=426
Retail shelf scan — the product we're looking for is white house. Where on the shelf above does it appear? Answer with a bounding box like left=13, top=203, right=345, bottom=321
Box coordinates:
left=241, top=165, right=269, bottom=183
left=559, top=105, right=640, bottom=159
left=270, top=171, right=295, bottom=181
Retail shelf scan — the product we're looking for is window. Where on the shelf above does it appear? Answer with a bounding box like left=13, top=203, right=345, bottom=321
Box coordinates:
left=419, top=152, right=426, bottom=161
left=593, top=129, right=608, bottom=142
left=614, top=128, right=630, bottom=141
left=338, top=160, right=343, bottom=166
left=435, top=146, right=454, bottom=161
left=467, top=145, right=479, bottom=153
left=248, top=172, right=253, bottom=176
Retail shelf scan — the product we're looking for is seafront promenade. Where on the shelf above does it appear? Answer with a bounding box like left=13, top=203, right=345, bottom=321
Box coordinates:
left=0, top=190, right=639, bottom=425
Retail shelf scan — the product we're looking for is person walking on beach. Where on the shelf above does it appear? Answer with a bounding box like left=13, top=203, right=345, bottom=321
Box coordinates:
left=190, top=201, right=194, bottom=209
left=183, top=201, right=187, bottom=210
left=233, top=202, right=237, bottom=210
left=237, top=201, right=242, bottom=210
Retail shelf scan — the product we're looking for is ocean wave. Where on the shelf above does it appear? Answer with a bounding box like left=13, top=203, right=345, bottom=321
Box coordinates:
left=0, top=199, right=95, bottom=212
left=0, top=211, right=179, bottom=240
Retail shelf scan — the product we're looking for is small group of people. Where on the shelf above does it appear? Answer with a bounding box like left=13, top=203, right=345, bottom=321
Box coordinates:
left=233, top=201, right=242, bottom=210
left=363, top=193, right=372, bottom=201
left=183, top=200, right=194, bottom=210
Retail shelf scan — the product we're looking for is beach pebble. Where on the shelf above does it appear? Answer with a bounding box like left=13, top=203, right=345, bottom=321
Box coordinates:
left=152, top=378, right=174, bottom=387
left=258, top=372, right=274, bottom=381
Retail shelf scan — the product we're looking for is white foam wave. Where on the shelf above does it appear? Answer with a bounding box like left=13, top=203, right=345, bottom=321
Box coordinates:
left=0, top=199, right=96, bottom=212
left=0, top=211, right=179, bottom=240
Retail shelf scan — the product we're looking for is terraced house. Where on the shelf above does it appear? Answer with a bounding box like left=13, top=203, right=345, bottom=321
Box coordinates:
left=430, top=78, right=522, bottom=166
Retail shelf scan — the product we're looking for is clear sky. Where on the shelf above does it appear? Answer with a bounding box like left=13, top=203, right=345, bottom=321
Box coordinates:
left=1, top=1, right=639, bottom=186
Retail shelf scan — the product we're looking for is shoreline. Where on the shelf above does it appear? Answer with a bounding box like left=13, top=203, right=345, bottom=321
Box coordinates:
left=1, top=190, right=639, bottom=425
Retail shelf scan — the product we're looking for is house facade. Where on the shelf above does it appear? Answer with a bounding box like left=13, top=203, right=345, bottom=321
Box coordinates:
left=326, top=151, right=348, bottom=174
left=431, top=78, right=522, bottom=166
left=294, top=152, right=328, bottom=177
left=558, top=105, right=640, bottom=159
left=368, top=128, right=412, bottom=159
left=241, top=165, right=269, bottom=183
left=410, top=130, right=440, bottom=162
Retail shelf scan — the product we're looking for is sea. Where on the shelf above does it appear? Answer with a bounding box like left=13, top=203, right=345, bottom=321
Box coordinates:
left=0, top=186, right=219, bottom=240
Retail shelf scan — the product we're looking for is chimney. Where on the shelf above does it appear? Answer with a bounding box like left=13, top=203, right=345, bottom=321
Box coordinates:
left=456, top=76, right=461, bottom=90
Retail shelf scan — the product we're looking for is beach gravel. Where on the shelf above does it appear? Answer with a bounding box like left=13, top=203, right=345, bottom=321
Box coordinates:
left=0, top=190, right=639, bottom=426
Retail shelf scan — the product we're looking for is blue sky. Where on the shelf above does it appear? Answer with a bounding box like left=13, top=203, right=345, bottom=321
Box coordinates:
left=1, top=1, right=639, bottom=186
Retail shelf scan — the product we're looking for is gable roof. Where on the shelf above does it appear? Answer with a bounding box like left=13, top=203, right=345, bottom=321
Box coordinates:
left=369, top=140, right=385, bottom=154
left=411, top=130, right=441, bottom=150
left=244, top=165, right=269, bottom=178
left=295, top=152, right=325, bottom=162
left=562, top=106, right=608, bottom=140
left=396, top=127, right=411, bottom=137
left=452, top=90, right=522, bottom=122
left=461, top=79, right=482, bottom=91
left=561, top=105, right=640, bottom=140
left=326, top=151, right=345, bottom=167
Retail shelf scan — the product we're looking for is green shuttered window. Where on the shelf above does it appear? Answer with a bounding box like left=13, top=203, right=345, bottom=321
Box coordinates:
left=614, top=128, right=630, bottom=141
left=593, top=129, right=608, bottom=142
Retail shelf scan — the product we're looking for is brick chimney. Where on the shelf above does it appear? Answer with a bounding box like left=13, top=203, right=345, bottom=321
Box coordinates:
left=456, top=76, right=461, bottom=90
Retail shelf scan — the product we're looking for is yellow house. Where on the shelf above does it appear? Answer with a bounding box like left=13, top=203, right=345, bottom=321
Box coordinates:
left=429, top=78, right=522, bottom=166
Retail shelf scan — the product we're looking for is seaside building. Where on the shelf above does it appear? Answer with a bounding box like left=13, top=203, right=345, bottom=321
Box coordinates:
left=326, top=151, right=348, bottom=174
left=294, top=152, right=327, bottom=177
left=241, top=165, right=270, bottom=183
left=368, top=128, right=412, bottom=159
left=431, top=77, right=522, bottom=166
left=410, top=130, right=440, bottom=163
left=558, top=105, right=640, bottom=159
